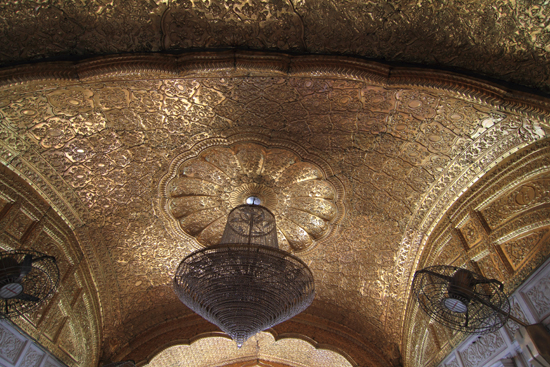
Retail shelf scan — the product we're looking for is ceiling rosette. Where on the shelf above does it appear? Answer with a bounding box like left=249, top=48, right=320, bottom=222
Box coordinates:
left=159, top=138, right=344, bottom=253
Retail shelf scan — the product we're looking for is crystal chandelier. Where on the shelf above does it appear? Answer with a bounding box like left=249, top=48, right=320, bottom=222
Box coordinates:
left=173, top=203, right=315, bottom=347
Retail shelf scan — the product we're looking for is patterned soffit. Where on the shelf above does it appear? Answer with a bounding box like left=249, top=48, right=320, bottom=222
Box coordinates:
left=0, top=0, right=549, bottom=93
left=0, top=52, right=549, bottom=367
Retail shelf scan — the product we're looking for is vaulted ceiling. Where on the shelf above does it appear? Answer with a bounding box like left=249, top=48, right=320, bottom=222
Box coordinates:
left=0, top=2, right=549, bottom=367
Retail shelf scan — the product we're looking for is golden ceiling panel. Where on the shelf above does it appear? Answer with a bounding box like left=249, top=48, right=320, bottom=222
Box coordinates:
left=0, top=1, right=549, bottom=93
left=0, top=53, right=548, bottom=367
left=160, top=140, right=344, bottom=252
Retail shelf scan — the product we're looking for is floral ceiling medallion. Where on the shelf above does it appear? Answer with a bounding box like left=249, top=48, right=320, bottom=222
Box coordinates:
left=159, top=136, right=344, bottom=253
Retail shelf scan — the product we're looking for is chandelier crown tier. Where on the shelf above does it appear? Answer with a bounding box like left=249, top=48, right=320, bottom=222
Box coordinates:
left=173, top=205, right=315, bottom=347
left=220, top=204, right=278, bottom=249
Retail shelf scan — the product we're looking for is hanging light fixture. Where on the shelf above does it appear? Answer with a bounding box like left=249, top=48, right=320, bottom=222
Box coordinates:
left=173, top=202, right=315, bottom=347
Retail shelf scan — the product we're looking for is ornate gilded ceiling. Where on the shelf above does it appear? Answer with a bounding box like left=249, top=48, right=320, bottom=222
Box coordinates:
left=0, top=0, right=549, bottom=93
left=0, top=53, right=548, bottom=367
left=0, top=2, right=549, bottom=367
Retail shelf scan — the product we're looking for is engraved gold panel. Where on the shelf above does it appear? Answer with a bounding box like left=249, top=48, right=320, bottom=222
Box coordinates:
left=459, top=216, right=484, bottom=249
left=146, top=332, right=353, bottom=367
left=500, top=228, right=549, bottom=271
left=1, top=0, right=550, bottom=94
left=481, top=178, right=550, bottom=230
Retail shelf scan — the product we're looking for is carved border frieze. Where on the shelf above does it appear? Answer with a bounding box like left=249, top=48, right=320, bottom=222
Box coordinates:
left=0, top=52, right=549, bottom=122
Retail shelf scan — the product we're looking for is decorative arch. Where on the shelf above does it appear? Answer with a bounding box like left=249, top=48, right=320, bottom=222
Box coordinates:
left=143, top=331, right=354, bottom=367
left=0, top=164, right=101, bottom=367
left=404, top=138, right=550, bottom=366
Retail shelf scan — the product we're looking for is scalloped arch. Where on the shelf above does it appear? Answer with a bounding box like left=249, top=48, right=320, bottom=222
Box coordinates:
left=143, top=331, right=355, bottom=367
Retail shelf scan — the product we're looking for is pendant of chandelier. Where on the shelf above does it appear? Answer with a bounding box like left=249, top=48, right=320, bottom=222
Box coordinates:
left=173, top=203, right=315, bottom=347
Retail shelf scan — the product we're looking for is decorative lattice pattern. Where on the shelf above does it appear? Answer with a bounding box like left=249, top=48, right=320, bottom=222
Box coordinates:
left=412, top=265, right=510, bottom=334
left=220, top=205, right=278, bottom=248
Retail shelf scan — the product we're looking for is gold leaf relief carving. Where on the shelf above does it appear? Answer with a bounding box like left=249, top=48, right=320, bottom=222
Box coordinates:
left=435, top=238, right=463, bottom=266
left=481, top=179, right=550, bottom=229
left=4, top=208, right=35, bottom=240
left=434, top=99, right=505, bottom=138
left=459, top=218, right=484, bottom=248
left=0, top=168, right=99, bottom=367
left=58, top=322, right=79, bottom=362
left=162, top=142, right=341, bottom=252
left=500, top=229, right=547, bottom=270
left=362, top=87, right=396, bottom=113
left=31, top=230, right=71, bottom=279
left=29, top=117, right=75, bottom=150
left=422, top=330, right=439, bottom=364
left=476, top=254, right=506, bottom=283
left=1, top=95, right=54, bottom=131
left=396, top=90, right=439, bottom=120
left=0, top=67, right=546, bottom=367
left=0, top=0, right=549, bottom=92
left=47, top=89, right=94, bottom=116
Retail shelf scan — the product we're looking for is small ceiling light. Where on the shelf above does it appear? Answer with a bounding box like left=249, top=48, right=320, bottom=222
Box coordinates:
left=173, top=204, right=315, bottom=347
left=246, top=196, right=261, bottom=205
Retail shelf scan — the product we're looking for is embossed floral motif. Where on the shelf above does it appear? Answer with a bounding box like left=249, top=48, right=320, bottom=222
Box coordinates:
left=481, top=178, right=550, bottom=229
left=525, top=274, right=550, bottom=319
left=0, top=324, right=25, bottom=364
left=459, top=332, right=505, bottom=367
left=460, top=218, right=483, bottom=248
left=29, top=117, right=75, bottom=149
left=161, top=142, right=342, bottom=252
left=501, top=229, right=546, bottom=269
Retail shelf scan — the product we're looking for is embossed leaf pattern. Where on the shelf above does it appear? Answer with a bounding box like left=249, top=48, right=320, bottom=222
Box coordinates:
left=1, top=0, right=549, bottom=92
left=501, top=229, right=546, bottom=269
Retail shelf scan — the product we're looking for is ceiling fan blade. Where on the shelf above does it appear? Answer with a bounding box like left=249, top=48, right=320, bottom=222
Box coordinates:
left=16, top=293, right=40, bottom=302
left=18, top=254, right=33, bottom=279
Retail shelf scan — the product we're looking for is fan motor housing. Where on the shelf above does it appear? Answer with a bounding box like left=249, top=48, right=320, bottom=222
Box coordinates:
left=0, top=257, right=21, bottom=285
left=445, top=269, right=475, bottom=313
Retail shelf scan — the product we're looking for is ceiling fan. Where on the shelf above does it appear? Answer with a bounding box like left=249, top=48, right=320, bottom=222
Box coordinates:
left=412, top=265, right=550, bottom=366
left=0, top=249, right=59, bottom=318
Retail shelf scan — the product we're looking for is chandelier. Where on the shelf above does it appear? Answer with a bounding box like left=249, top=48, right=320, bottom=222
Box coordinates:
left=173, top=203, right=315, bottom=347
